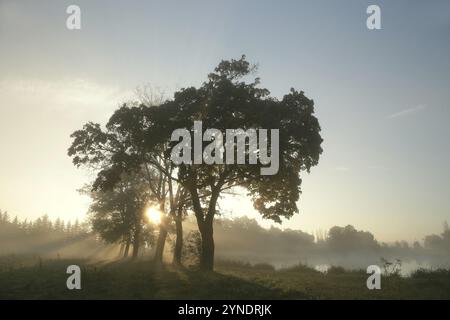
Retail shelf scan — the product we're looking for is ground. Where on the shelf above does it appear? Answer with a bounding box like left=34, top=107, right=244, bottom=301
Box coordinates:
left=1, top=256, right=449, bottom=299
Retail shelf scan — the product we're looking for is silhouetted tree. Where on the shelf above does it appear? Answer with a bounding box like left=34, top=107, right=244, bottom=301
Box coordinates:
left=327, top=225, right=379, bottom=252
left=68, top=98, right=189, bottom=265
left=0, top=210, right=10, bottom=223
left=84, top=171, right=156, bottom=259
left=94, top=56, right=323, bottom=270
left=424, top=222, right=450, bottom=253
left=68, top=103, right=195, bottom=266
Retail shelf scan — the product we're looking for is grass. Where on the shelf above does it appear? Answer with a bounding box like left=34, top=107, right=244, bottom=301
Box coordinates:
left=1, top=256, right=450, bottom=299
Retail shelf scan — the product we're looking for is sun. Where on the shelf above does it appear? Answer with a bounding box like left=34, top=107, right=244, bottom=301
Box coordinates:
left=145, top=207, right=162, bottom=225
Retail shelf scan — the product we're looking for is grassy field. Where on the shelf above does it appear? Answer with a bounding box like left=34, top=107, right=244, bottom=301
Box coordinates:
left=1, top=256, right=450, bottom=299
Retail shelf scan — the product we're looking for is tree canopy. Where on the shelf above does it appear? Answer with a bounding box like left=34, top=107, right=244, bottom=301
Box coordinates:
left=68, top=55, right=323, bottom=270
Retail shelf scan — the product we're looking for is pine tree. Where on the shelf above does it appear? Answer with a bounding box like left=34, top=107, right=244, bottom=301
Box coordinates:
left=54, top=218, right=63, bottom=232
left=2, top=211, right=9, bottom=223
left=21, top=218, right=29, bottom=232
left=73, top=219, right=80, bottom=234
left=66, top=221, right=72, bottom=235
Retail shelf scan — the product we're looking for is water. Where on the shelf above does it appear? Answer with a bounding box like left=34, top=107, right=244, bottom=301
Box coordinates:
left=313, top=260, right=449, bottom=277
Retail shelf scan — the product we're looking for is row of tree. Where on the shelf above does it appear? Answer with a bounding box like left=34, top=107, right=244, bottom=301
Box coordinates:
left=68, top=55, right=323, bottom=270
left=0, top=210, right=86, bottom=236
left=0, top=210, right=101, bottom=257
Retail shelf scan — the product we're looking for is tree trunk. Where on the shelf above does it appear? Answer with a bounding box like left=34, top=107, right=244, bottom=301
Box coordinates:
left=198, top=187, right=221, bottom=271
left=132, top=221, right=141, bottom=259
left=132, top=239, right=140, bottom=259
left=189, top=184, right=219, bottom=272
left=123, top=236, right=131, bottom=258
left=154, top=200, right=168, bottom=265
left=118, top=241, right=125, bottom=258
left=154, top=222, right=168, bottom=264
left=172, top=211, right=183, bottom=266
left=199, top=220, right=214, bottom=271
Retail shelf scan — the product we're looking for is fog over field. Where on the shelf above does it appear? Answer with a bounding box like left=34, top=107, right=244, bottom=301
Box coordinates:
left=2, top=211, right=449, bottom=276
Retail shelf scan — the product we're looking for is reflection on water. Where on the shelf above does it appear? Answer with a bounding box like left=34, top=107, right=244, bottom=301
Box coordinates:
left=263, top=257, right=450, bottom=277
left=313, top=260, right=450, bottom=276
left=314, top=264, right=330, bottom=273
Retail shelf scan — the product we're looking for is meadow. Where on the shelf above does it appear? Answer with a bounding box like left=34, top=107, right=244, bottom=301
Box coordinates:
left=1, top=255, right=450, bottom=300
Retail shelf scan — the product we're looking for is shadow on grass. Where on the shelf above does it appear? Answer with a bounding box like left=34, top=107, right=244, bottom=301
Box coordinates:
left=0, top=257, right=312, bottom=300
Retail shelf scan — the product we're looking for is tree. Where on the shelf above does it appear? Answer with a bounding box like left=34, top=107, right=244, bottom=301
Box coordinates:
left=85, top=170, right=155, bottom=259
left=54, top=218, right=64, bottom=233
left=97, top=55, right=323, bottom=270
left=0, top=210, right=10, bottom=223
left=182, top=230, right=202, bottom=266
left=327, top=225, right=379, bottom=252
left=172, top=188, right=189, bottom=266
left=424, top=221, right=450, bottom=253
left=68, top=118, right=188, bottom=264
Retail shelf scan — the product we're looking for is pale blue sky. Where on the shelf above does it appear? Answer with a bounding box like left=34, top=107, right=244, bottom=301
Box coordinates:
left=1, top=0, right=449, bottom=242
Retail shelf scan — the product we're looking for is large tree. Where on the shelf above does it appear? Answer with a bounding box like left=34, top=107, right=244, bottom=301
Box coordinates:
left=100, top=56, right=323, bottom=270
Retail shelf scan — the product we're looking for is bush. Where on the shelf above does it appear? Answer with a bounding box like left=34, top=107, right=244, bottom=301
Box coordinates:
left=327, top=266, right=346, bottom=275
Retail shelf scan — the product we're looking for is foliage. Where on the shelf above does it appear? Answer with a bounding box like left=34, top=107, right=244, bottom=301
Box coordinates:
left=424, top=222, right=450, bottom=253
left=85, top=171, right=156, bottom=248
left=380, top=258, right=402, bottom=276
left=181, top=230, right=202, bottom=266
left=327, top=225, right=379, bottom=252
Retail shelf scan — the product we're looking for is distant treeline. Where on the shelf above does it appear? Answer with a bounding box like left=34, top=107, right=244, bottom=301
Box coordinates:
left=0, top=210, right=87, bottom=235
left=1, top=209, right=449, bottom=269
left=210, top=217, right=450, bottom=269
left=213, top=216, right=450, bottom=253
left=0, top=210, right=112, bottom=258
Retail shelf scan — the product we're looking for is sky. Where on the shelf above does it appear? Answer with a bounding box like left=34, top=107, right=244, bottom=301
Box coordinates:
left=1, top=0, right=450, bottom=242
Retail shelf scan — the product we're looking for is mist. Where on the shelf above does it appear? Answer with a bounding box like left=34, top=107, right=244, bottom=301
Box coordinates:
left=2, top=210, right=449, bottom=276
